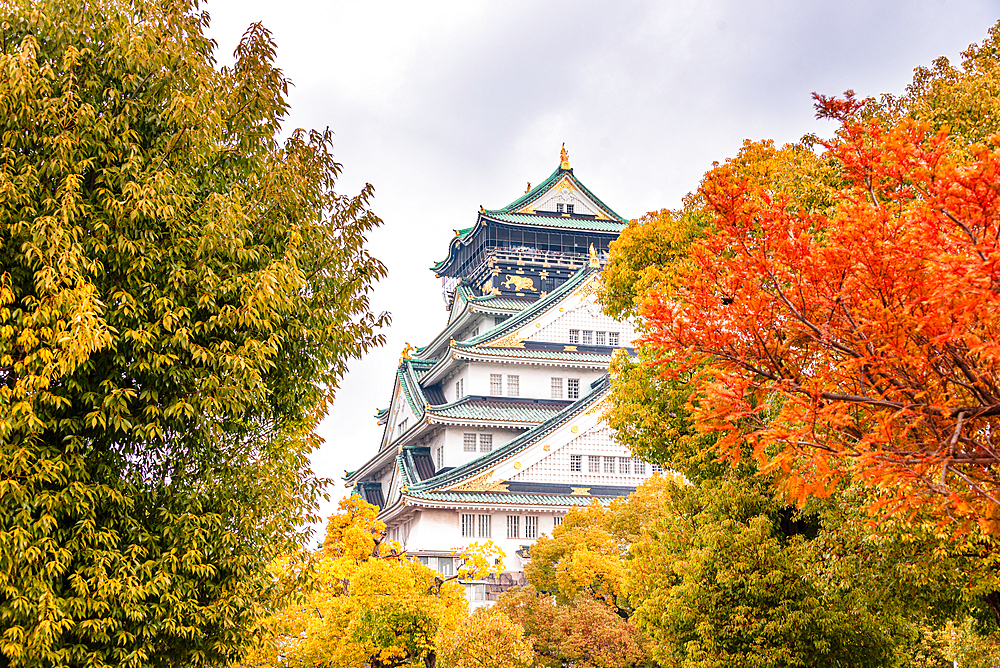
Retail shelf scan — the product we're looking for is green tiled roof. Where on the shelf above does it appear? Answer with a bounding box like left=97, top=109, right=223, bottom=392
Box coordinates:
left=432, top=162, right=626, bottom=271
left=459, top=348, right=615, bottom=364
left=482, top=211, right=625, bottom=233
left=397, top=360, right=432, bottom=415
left=429, top=397, right=570, bottom=424
left=406, top=489, right=616, bottom=507
left=469, top=294, right=534, bottom=313
left=497, top=165, right=627, bottom=223
left=410, top=375, right=611, bottom=492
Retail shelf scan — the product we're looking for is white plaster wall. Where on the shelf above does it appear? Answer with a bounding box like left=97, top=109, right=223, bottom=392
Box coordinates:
left=405, top=508, right=460, bottom=553
left=441, top=426, right=522, bottom=468
left=443, top=366, right=471, bottom=403
left=464, top=361, right=605, bottom=400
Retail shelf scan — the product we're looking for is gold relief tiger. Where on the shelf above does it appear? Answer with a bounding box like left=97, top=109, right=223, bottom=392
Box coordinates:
left=501, top=274, right=536, bottom=291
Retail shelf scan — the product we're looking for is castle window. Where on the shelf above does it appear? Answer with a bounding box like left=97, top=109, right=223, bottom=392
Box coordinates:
left=553, top=516, right=563, bottom=527
left=495, top=315, right=508, bottom=326
left=609, top=332, right=619, bottom=346
left=507, top=515, right=520, bottom=539
left=556, top=203, right=565, bottom=213
left=439, top=558, right=454, bottom=577
left=525, top=515, right=539, bottom=538
left=595, top=331, right=606, bottom=346
left=566, top=204, right=574, bottom=214
left=604, top=456, right=615, bottom=473
left=582, top=330, right=593, bottom=345
left=569, top=330, right=580, bottom=344
left=464, top=433, right=477, bottom=452
left=619, top=457, right=631, bottom=474
left=635, top=460, right=646, bottom=475
left=490, top=373, right=502, bottom=395
left=652, top=464, right=664, bottom=473
left=399, top=418, right=408, bottom=434
left=551, top=377, right=563, bottom=399
left=461, top=514, right=475, bottom=537
left=588, top=456, right=600, bottom=473
left=479, top=434, right=493, bottom=452
left=455, top=378, right=464, bottom=400
left=507, top=375, right=520, bottom=397
left=478, top=514, right=491, bottom=537
left=570, top=455, right=582, bottom=472
left=568, top=378, right=580, bottom=400
left=436, top=446, right=443, bottom=468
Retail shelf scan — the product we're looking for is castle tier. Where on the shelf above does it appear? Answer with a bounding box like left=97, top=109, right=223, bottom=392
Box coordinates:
left=345, top=146, right=659, bottom=606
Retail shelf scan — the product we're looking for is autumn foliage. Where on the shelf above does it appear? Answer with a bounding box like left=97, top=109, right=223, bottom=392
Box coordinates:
left=636, top=104, right=1000, bottom=533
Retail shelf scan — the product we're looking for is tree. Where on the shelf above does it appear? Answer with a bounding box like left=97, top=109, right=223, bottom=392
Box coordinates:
left=495, top=587, right=653, bottom=668
left=0, top=2, right=388, bottom=665
left=437, top=606, right=534, bottom=668
left=246, top=496, right=504, bottom=668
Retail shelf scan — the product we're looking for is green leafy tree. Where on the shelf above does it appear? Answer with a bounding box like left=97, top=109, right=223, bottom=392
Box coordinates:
left=0, top=2, right=388, bottom=666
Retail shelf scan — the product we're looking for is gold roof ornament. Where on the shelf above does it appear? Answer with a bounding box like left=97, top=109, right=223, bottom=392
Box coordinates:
left=589, top=243, right=599, bottom=268
left=525, top=182, right=531, bottom=193
left=560, top=143, right=571, bottom=170
left=399, top=342, right=414, bottom=365
left=479, top=205, right=485, bottom=212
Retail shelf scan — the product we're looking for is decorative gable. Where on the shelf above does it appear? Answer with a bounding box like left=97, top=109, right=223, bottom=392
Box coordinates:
left=514, top=175, right=606, bottom=219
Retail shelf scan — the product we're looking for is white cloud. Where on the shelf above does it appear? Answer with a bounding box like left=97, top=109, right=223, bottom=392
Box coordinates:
left=204, top=0, right=1000, bottom=538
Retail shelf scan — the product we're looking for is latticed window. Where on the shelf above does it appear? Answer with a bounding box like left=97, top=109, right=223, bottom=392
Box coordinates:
left=494, top=315, right=508, bottom=326
left=461, top=514, right=475, bottom=537
left=455, top=378, right=464, bottom=399
left=582, top=330, right=593, bottom=345
left=507, top=515, right=520, bottom=539
left=570, top=455, right=582, bottom=472
left=399, top=418, right=407, bottom=435
left=569, top=329, right=580, bottom=344
left=507, top=375, right=520, bottom=397
left=652, top=464, right=664, bottom=473
left=609, top=332, right=619, bottom=346
left=436, top=447, right=443, bottom=468
left=566, top=204, right=574, bottom=214
left=525, top=515, right=538, bottom=538
left=551, top=377, right=563, bottom=399
left=553, top=516, right=563, bottom=527
left=604, top=456, right=615, bottom=473
left=556, top=203, right=565, bottom=213
left=479, top=434, right=493, bottom=452
left=635, top=460, right=646, bottom=475
left=595, top=331, right=606, bottom=346
left=568, top=378, right=580, bottom=400
left=490, top=373, right=502, bottom=395
left=588, top=455, right=600, bottom=473
left=464, top=433, right=477, bottom=452
left=478, top=514, right=491, bottom=537
left=619, top=457, right=631, bottom=474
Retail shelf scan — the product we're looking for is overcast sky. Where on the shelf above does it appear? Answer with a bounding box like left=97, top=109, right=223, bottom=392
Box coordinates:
left=203, top=0, right=1000, bottom=534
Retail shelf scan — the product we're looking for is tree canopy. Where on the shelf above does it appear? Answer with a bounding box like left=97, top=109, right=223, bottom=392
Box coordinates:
left=0, top=2, right=387, bottom=665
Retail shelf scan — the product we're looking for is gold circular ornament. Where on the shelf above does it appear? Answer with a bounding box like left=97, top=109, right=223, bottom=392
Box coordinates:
left=514, top=462, right=522, bottom=469
left=571, top=426, right=579, bottom=433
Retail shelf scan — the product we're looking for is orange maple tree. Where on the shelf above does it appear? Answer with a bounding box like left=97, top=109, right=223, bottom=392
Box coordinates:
left=640, top=94, right=1000, bottom=533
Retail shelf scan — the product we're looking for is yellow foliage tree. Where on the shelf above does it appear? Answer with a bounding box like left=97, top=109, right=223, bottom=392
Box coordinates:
left=436, top=607, right=534, bottom=668
left=244, top=496, right=504, bottom=668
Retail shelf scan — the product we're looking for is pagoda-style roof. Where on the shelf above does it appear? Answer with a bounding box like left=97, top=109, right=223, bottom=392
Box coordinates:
left=432, top=147, right=628, bottom=277
left=405, top=375, right=610, bottom=493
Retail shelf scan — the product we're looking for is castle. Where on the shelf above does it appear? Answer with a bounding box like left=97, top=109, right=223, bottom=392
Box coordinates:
left=345, top=146, right=659, bottom=603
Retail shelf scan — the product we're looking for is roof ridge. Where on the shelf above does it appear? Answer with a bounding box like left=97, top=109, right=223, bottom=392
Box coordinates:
left=459, top=265, right=597, bottom=348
